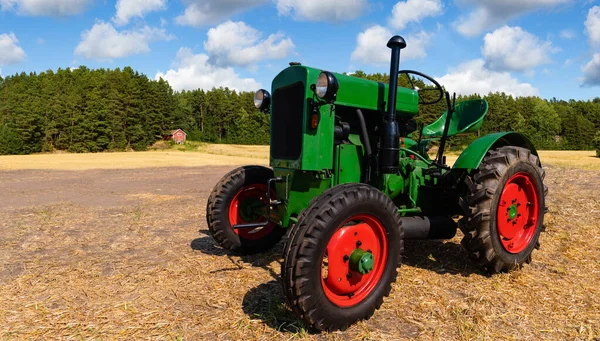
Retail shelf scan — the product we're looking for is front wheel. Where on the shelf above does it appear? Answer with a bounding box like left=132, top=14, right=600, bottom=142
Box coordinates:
left=206, top=166, right=285, bottom=255
left=281, top=184, right=403, bottom=331
left=460, top=146, right=547, bottom=273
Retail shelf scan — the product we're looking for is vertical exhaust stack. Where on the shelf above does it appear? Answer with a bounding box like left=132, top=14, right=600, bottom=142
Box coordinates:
left=380, top=35, right=407, bottom=174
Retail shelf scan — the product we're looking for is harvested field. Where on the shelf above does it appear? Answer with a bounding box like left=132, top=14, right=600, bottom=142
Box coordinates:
left=0, top=150, right=599, bottom=340
left=0, top=148, right=268, bottom=171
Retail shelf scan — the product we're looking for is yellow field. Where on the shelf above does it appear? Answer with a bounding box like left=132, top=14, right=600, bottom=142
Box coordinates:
left=444, top=150, right=599, bottom=171
left=0, top=145, right=597, bottom=171
left=0, top=147, right=269, bottom=171
left=537, top=150, right=600, bottom=170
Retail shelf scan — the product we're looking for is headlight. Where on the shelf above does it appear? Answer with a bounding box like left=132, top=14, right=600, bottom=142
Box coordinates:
left=315, top=71, right=339, bottom=101
left=254, top=89, right=271, bottom=111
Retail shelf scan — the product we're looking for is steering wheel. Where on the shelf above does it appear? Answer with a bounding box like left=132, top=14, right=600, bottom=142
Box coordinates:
left=398, top=70, right=444, bottom=105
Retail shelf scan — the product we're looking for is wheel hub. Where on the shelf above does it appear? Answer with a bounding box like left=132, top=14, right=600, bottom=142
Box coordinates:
left=508, top=204, right=518, bottom=221
left=228, top=184, right=276, bottom=241
left=349, top=248, right=374, bottom=275
left=238, top=197, right=265, bottom=222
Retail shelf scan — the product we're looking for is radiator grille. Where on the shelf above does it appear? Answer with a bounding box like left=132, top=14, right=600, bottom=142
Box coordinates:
left=271, top=82, right=304, bottom=160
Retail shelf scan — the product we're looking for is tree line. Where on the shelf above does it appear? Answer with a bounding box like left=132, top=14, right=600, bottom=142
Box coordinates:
left=0, top=67, right=598, bottom=155
left=0, top=67, right=269, bottom=155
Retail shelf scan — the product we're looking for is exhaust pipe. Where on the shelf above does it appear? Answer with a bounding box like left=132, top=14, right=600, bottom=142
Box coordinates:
left=380, top=36, right=407, bottom=174
left=402, top=216, right=458, bottom=240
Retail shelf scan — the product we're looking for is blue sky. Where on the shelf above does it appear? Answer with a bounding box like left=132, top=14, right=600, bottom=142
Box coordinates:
left=0, top=0, right=599, bottom=100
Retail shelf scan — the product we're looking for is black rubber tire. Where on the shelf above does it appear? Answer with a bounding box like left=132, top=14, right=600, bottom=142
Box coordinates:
left=281, top=183, right=403, bottom=332
left=206, top=165, right=285, bottom=255
left=459, top=146, right=547, bottom=273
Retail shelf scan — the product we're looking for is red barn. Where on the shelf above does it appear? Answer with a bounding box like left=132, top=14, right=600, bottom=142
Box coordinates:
left=168, top=129, right=187, bottom=144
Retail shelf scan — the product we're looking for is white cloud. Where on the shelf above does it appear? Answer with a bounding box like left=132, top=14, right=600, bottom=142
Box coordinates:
left=351, top=25, right=433, bottom=65
left=585, top=6, right=600, bottom=48
left=275, top=0, right=368, bottom=22
left=175, top=0, right=265, bottom=27
left=75, top=21, right=173, bottom=60
left=155, top=48, right=261, bottom=92
left=0, top=0, right=92, bottom=16
left=204, top=21, right=294, bottom=67
left=559, top=29, right=576, bottom=40
left=482, top=26, right=554, bottom=73
left=113, top=0, right=167, bottom=26
left=0, top=32, right=26, bottom=65
left=388, top=0, right=443, bottom=30
left=582, top=7, right=600, bottom=86
left=438, top=59, right=539, bottom=97
left=351, top=26, right=390, bottom=64
left=454, top=0, right=570, bottom=37
left=582, top=53, right=600, bottom=86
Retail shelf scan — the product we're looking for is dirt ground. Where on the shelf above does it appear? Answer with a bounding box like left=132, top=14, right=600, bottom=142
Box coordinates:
left=1, top=160, right=599, bottom=340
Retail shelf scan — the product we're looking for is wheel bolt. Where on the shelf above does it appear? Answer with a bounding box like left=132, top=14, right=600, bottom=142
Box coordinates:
left=512, top=199, right=517, bottom=203
left=356, top=241, right=362, bottom=247
left=367, top=249, right=372, bottom=253
left=343, top=255, right=349, bottom=262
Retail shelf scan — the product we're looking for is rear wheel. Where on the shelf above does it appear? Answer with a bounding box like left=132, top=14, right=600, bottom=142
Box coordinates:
left=459, top=146, right=547, bottom=273
left=281, top=184, right=403, bottom=331
left=206, top=166, right=285, bottom=255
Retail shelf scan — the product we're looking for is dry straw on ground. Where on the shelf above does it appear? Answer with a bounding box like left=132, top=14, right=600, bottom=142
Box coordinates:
left=0, top=148, right=598, bottom=340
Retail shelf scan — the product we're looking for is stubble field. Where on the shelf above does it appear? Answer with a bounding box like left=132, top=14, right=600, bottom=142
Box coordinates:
left=0, top=147, right=598, bottom=340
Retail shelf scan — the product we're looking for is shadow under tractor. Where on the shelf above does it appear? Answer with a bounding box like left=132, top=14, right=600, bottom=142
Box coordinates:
left=206, top=35, right=548, bottom=331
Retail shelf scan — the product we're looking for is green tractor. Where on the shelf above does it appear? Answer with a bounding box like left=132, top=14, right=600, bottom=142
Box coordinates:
left=206, top=36, right=547, bottom=331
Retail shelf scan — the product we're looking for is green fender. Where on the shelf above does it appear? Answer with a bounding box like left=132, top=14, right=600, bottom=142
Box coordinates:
left=453, top=132, right=539, bottom=170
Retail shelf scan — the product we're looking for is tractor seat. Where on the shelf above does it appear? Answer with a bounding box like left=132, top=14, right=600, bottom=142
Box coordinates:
left=422, top=99, right=489, bottom=138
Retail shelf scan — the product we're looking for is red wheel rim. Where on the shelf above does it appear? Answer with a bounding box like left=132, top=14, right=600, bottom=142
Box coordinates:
left=496, top=172, right=540, bottom=254
left=228, top=184, right=275, bottom=241
left=320, top=214, right=388, bottom=307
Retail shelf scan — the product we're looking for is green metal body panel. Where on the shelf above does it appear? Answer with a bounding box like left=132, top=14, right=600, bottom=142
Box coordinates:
left=272, top=169, right=333, bottom=227
left=453, top=132, right=538, bottom=170
left=332, top=71, right=419, bottom=116
left=334, top=143, right=363, bottom=185
left=272, top=142, right=367, bottom=227
left=422, top=99, right=489, bottom=138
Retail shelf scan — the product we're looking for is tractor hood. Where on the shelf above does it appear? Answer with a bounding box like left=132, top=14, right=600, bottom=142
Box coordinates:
left=272, top=65, right=420, bottom=116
